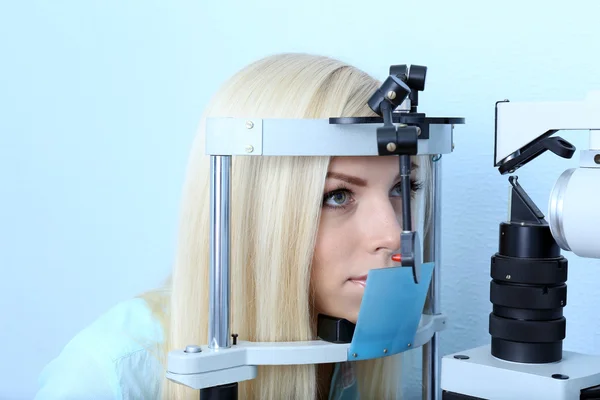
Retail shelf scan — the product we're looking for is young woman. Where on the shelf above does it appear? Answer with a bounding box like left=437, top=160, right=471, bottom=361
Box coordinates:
left=35, top=52, right=432, bottom=400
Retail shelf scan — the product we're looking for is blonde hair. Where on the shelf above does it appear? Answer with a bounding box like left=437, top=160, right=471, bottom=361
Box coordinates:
left=140, top=52, right=433, bottom=399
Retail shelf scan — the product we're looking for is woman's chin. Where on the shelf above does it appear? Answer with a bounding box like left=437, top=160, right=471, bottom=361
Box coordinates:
left=344, top=310, right=359, bottom=325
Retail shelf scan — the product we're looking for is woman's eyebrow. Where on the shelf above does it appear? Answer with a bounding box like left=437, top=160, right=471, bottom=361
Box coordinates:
left=326, top=163, right=418, bottom=187
left=326, top=172, right=368, bottom=186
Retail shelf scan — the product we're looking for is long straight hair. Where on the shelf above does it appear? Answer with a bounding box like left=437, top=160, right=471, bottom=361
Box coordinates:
left=140, top=53, right=433, bottom=399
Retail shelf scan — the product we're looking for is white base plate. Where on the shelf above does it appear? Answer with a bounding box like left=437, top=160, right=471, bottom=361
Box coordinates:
left=441, top=345, right=600, bottom=400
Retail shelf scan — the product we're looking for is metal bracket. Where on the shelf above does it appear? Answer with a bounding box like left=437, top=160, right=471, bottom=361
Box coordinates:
left=166, top=313, right=447, bottom=390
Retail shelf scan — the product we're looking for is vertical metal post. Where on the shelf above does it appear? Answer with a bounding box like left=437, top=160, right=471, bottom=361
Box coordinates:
left=423, top=155, right=442, bottom=400
left=208, top=155, right=232, bottom=349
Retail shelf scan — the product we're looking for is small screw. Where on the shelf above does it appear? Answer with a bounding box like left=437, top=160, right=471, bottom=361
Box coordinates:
left=506, top=275, right=511, bottom=280
left=387, top=91, right=397, bottom=100
left=383, top=348, right=388, bottom=354
left=184, top=345, right=202, bottom=353
left=246, top=121, right=254, bottom=129
left=416, top=127, right=422, bottom=136
left=594, top=154, right=600, bottom=164
left=407, top=343, right=412, bottom=347
left=352, top=353, right=357, bottom=358
left=245, top=145, right=254, bottom=153
left=232, top=333, right=238, bottom=345
left=386, top=142, right=397, bottom=152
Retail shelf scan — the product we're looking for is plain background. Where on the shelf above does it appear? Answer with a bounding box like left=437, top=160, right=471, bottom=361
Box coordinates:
left=2, top=0, right=600, bottom=398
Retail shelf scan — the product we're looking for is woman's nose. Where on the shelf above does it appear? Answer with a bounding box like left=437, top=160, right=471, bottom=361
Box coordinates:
left=362, top=199, right=402, bottom=252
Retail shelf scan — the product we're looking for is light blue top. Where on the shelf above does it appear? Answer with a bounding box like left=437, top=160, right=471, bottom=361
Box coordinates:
left=34, top=298, right=358, bottom=399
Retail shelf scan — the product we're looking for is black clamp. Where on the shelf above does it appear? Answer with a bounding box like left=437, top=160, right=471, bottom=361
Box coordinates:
left=368, top=65, right=428, bottom=284
left=368, top=65, right=427, bottom=157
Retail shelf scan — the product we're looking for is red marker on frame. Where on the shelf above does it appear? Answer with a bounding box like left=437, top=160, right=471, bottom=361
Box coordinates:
left=391, top=254, right=402, bottom=262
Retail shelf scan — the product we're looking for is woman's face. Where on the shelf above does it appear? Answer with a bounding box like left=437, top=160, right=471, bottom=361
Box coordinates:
left=311, top=156, right=422, bottom=324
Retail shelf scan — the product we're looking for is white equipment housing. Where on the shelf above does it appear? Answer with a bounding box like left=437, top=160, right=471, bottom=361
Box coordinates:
left=442, top=91, right=600, bottom=400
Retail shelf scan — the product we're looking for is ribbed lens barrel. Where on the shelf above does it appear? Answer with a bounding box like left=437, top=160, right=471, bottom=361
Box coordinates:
left=489, top=222, right=568, bottom=363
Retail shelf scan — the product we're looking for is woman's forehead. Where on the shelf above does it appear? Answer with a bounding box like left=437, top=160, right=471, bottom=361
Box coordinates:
left=328, top=156, right=415, bottom=173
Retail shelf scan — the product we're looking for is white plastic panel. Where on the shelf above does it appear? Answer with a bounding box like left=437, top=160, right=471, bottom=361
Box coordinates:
left=441, top=345, right=600, bottom=400
left=495, top=90, right=600, bottom=165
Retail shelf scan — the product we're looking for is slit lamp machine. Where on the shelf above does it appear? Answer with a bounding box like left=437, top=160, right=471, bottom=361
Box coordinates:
left=165, top=64, right=600, bottom=399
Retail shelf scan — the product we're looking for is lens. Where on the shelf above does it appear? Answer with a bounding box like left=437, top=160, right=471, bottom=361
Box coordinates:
left=489, top=222, right=568, bottom=363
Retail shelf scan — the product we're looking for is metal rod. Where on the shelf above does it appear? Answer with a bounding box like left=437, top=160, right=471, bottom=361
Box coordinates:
left=400, top=155, right=413, bottom=231
left=208, top=155, right=232, bottom=349
left=422, top=155, right=442, bottom=400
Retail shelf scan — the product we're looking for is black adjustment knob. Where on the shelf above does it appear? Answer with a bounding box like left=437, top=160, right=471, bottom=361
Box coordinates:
left=389, top=64, right=408, bottom=80
left=406, top=65, right=427, bottom=91
left=367, top=75, right=411, bottom=116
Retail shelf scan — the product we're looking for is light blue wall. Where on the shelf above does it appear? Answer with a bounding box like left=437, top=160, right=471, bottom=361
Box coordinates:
left=2, top=1, right=600, bottom=398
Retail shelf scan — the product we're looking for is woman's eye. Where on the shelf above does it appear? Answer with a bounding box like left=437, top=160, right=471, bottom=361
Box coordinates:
left=391, top=179, right=422, bottom=198
left=329, top=191, right=348, bottom=205
left=324, top=190, right=351, bottom=208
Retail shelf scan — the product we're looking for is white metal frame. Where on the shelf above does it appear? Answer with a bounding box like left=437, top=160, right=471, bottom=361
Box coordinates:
left=167, top=117, right=456, bottom=400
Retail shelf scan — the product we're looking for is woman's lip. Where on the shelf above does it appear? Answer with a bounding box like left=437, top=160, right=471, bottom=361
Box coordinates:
left=348, top=275, right=368, bottom=288
left=349, top=279, right=367, bottom=288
